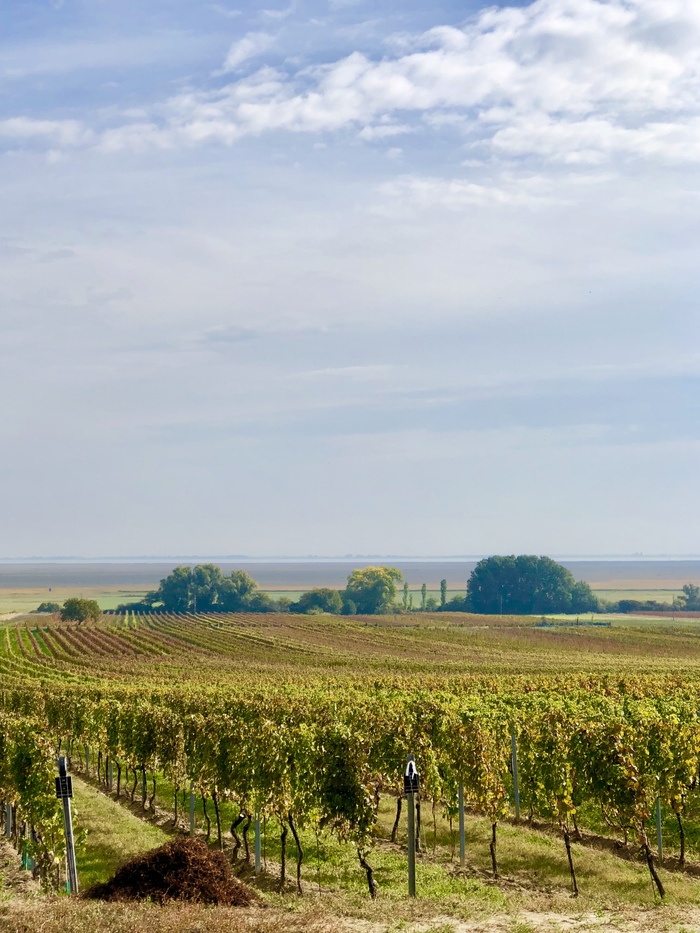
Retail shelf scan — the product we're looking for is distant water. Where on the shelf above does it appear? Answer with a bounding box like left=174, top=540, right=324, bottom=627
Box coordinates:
left=0, top=560, right=699, bottom=590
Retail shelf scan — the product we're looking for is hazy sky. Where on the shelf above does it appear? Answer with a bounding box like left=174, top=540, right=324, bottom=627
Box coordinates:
left=1, top=0, right=699, bottom=557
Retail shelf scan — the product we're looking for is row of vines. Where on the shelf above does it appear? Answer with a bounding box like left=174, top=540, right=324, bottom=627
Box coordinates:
left=2, top=672, right=700, bottom=897
left=0, top=710, right=68, bottom=886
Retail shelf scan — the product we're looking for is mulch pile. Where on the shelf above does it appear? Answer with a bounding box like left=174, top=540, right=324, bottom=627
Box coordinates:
left=84, top=836, right=261, bottom=906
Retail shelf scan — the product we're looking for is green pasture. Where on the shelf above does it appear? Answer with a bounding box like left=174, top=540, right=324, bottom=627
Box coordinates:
left=0, top=587, right=150, bottom=614
left=0, top=585, right=685, bottom=616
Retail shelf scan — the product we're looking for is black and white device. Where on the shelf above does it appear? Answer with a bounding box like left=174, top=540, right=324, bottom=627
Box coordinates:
left=56, top=756, right=79, bottom=894
left=404, top=757, right=419, bottom=796
left=55, top=758, right=73, bottom=800
left=404, top=754, right=418, bottom=897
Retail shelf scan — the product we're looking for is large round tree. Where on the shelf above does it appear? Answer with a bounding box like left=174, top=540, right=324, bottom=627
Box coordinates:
left=344, top=566, right=403, bottom=614
left=467, top=555, right=598, bottom=614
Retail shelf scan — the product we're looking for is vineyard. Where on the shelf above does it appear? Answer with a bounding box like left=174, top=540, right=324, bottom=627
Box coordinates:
left=4, top=610, right=700, bottom=929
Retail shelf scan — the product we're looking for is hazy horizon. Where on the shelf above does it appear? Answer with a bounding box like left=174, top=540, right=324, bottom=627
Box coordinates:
left=2, top=554, right=700, bottom=564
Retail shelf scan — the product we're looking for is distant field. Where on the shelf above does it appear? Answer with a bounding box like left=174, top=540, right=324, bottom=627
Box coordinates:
left=0, top=586, right=150, bottom=613
left=0, top=559, right=698, bottom=612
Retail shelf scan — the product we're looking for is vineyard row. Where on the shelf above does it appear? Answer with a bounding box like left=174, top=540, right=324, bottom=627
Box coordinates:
left=1, top=679, right=700, bottom=897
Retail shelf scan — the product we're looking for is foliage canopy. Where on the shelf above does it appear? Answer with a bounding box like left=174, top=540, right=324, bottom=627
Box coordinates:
left=467, top=555, right=598, bottom=615
left=33, top=602, right=61, bottom=614
left=293, top=588, right=343, bottom=614
left=60, top=597, right=102, bottom=623
left=344, top=566, right=403, bottom=614
left=141, top=565, right=278, bottom=614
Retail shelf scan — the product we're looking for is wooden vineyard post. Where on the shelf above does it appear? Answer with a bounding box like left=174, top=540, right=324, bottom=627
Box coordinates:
left=255, top=812, right=261, bottom=873
left=56, top=757, right=79, bottom=894
left=85, top=745, right=89, bottom=777
left=141, top=769, right=147, bottom=808
left=511, top=726, right=520, bottom=820
left=5, top=803, right=11, bottom=837
left=656, top=798, right=663, bottom=862
left=404, top=755, right=419, bottom=898
left=108, top=759, right=113, bottom=791
left=458, top=783, right=465, bottom=867
left=189, top=784, right=196, bottom=836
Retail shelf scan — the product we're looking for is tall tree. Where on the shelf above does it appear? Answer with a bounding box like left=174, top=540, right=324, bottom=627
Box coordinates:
left=421, top=583, right=427, bottom=611
left=155, top=566, right=194, bottom=612
left=150, top=565, right=263, bottom=612
left=218, top=570, right=259, bottom=611
left=682, top=584, right=700, bottom=610
left=440, top=579, right=447, bottom=607
left=191, top=564, right=226, bottom=612
left=467, top=556, right=598, bottom=615
left=345, top=566, right=403, bottom=615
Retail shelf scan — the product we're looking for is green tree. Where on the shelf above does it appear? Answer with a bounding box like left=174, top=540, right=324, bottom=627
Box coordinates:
left=244, top=591, right=276, bottom=613
left=148, top=565, right=264, bottom=613
left=60, top=598, right=101, bottom=624
left=570, top=579, right=599, bottom=613
left=344, top=566, right=403, bottom=615
left=155, top=565, right=193, bottom=612
left=682, top=584, right=700, bottom=610
left=218, top=570, right=259, bottom=611
left=294, top=589, right=342, bottom=614
left=33, top=602, right=60, bottom=614
left=439, top=595, right=467, bottom=612
left=421, top=583, right=427, bottom=611
left=190, top=564, right=225, bottom=612
left=402, top=582, right=409, bottom=610
left=440, top=579, right=447, bottom=607
left=467, top=556, right=599, bottom=615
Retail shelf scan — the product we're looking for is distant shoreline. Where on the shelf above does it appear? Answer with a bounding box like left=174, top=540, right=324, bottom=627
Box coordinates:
left=2, top=555, right=700, bottom=564
left=1, top=558, right=699, bottom=613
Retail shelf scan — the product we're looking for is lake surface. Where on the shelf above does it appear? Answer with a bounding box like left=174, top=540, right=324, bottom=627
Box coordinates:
left=1, top=559, right=699, bottom=591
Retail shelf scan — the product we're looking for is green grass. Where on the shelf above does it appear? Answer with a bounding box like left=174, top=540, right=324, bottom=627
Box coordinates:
left=0, top=587, right=151, bottom=614
left=97, top=768, right=700, bottom=912
left=72, top=777, right=169, bottom=890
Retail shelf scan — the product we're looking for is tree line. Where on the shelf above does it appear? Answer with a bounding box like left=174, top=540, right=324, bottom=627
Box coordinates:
left=36, top=560, right=699, bottom=618
left=114, top=557, right=599, bottom=616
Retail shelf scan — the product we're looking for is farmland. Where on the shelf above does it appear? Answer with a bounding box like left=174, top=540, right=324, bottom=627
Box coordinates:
left=2, top=558, right=700, bottom=614
left=4, top=609, right=700, bottom=931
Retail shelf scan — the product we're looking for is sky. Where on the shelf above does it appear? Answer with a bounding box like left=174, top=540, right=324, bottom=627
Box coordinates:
left=1, top=0, right=699, bottom=558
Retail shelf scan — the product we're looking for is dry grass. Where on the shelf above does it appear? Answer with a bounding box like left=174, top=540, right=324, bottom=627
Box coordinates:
left=4, top=898, right=700, bottom=933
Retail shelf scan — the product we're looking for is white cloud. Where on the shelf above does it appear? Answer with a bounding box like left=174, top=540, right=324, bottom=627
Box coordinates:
left=5, top=0, right=700, bottom=170
left=357, top=123, right=411, bottom=140
left=209, top=4, right=242, bottom=17
left=376, top=173, right=559, bottom=212
left=220, top=32, right=275, bottom=72
left=0, top=117, right=91, bottom=146
left=261, top=3, right=296, bottom=21
left=91, top=0, right=700, bottom=167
